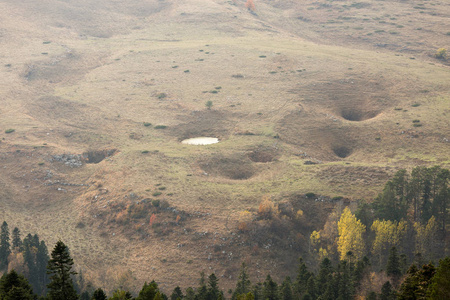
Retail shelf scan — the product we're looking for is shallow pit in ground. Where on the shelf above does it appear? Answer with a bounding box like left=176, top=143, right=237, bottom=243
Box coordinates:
left=199, top=153, right=255, bottom=180
left=341, top=108, right=380, bottom=121
left=332, top=146, right=353, bottom=158
left=82, top=149, right=117, bottom=164
left=248, top=147, right=278, bottom=163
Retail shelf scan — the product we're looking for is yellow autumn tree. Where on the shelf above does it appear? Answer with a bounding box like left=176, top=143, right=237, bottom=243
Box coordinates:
left=371, top=219, right=407, bottom=266
left=414, top=216, right=438, bottom=260
left=337, top=207, right=366, bottom=261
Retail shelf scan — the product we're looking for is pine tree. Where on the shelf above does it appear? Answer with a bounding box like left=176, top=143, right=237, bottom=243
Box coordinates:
left=379, top=281, right=395, bottom=300
left=170, top=286, right=183, bottom=300
left=36, top=241, right=49, bottom=295
left=0, top=270, right=35, bottom=300
left=185, top=287, right=195, bottom=300
left=207, top=273, right=220, bottom=300
left=92, top=288, right=107, bottom=300
left=0, top=221, right=11, bottom=270
left=46, top=240, right=78, bottom=300
left=315, top=258, right=333, bottom=299
left=11, top=228, right=21, bottom=250
left=110, top=290, right=132, bottom=300
left=232, top=263, right=251, bottom=299
left=251, top=283, right=262, bottom=300
left=294, top=258, right=311, bottom=297
left=136, top=281, right=158, bottom=300
left=262, top=275, right=278, bottom=300
left=280, top=277, right=293, bottom=300
left=386, top=247, right=402, bottom=286
left=196, top=272, right=208, bottom=300
left=428, top=257, right=450, bottom=299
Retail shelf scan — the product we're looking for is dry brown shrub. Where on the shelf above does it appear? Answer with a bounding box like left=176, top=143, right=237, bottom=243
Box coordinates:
left=258, top=196, right=278, bottom=220
left=245, top=0, right=255, bottom=11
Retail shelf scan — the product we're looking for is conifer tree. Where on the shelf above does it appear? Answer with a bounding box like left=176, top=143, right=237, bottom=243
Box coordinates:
left=232, top=263, right=251, bottom=299
left=262, top=275, right=278, bottom=300
left=92, top=288, right=107, bottom=300
left=315, top=258, right=333, bottom=299
left=207, top=273, right=220, bottom=300
left=0, top=269, right=35, bottom=299
left=294, top=258, right=311, bottom=297
left=36, top=241, right=49, bottom=295
left=170, top=286, right=183, bottom=300
left=379, top=281, right=395, bottom=300
left=280, top=277, right=293, bottom=300
left=46, top=240, right=78, bottom=300
left=428, top=257, right=450, bottom=299
left=11, top=228, right=21, bottom=250
left=196, top=272, right=208, bottom=300
left=137, top=281, right=158, bottom=300
left=185, top=287, right=195, bottom=300
left=0, top=221, right=11, bottom=270
left=386, top=247, right=402, bottom=286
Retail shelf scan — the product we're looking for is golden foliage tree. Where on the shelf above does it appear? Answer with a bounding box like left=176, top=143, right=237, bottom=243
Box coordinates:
left=414, top=216, right=438, bottom=260
left=245, top=0, right=255, bottom=11
left=371, top=219, right=407, bottom=266
left=337, top=207, right=366, bottom=261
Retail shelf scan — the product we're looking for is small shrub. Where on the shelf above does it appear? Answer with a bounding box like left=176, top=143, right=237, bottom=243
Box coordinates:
left=38, top=162, right=45, bottom=166
left=157, top=93, right=167, bottom=99
left=412, top=119, right=420, bottom=123
left=152, top=191, right=162, bottom=197
left=332, top=196, right=344, bottom=201
left=210, top=90, right=218, bottom=94
left=375, top=137, right=381, bottom=141
left=184, top=70, right=190, bottom=73
left=215, top=86, right=222, bottom=90
left=435, top=48, right=447, bottom=60
left=154, top=125, right=167, bottom=129
left=305, top=192, right=316, bottom=198
left=232, top=74, right=244, bottom=78
left=141, top=150, right=149, bottom=154
left=143, top=122, right=152, bottom=127
left=43, top=41, right=51, bottom=44
left=158, top=186, right=166, bottom=191
left=152, top=200, right=160, bottom=207
left=394, top=107, right=402, bottom=110
left=205, top=100, right=213, bottom=110
left=413, top=123, right=422, bottom=127
left=411, top=103, right=421, bottom=107
left=5, top=129, right=15, bottom=134
left=259, top=55, right=266, bottom=58
left=172, top=65, right=178, bottom=68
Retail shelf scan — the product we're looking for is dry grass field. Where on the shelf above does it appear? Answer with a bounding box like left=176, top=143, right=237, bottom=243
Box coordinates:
left=0, top=0, right=449, bottom=293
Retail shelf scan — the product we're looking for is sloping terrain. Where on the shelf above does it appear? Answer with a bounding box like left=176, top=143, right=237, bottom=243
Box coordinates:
left=0, top=0, right=449, bottom=292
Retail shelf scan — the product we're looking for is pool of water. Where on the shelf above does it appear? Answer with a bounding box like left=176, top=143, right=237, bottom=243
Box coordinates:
left=181, top=137, right=219, bottom=145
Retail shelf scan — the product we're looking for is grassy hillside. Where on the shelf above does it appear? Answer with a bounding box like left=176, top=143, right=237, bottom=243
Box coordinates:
left=0, top=0, right=449, bottom=292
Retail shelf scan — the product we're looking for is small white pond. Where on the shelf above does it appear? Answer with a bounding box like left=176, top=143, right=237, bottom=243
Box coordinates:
left=181, top=137, right=219, bottom=145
